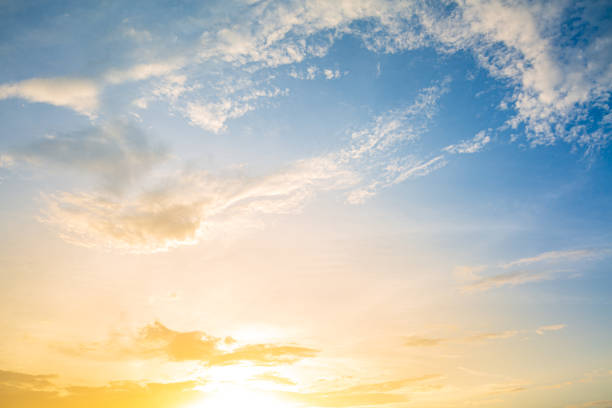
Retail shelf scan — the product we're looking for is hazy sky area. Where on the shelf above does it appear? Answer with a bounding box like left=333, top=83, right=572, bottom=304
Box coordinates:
left=0, top=1, right=611, bottom=407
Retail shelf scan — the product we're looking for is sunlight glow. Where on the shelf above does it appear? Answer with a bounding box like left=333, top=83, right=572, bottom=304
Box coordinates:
left=187, top=384, right=295, bottom=408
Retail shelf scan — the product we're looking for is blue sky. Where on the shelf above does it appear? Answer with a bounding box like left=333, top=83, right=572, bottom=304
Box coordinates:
left=0, top=1, right=611, bottom=407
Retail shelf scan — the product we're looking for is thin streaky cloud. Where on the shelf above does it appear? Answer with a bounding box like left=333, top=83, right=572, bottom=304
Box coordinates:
left=536, top=324, right=566, bottom=335
left=458, top=248, right=611, bottom=292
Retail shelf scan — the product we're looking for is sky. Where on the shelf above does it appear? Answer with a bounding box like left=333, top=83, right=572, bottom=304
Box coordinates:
left=0, top=0, right=611, bottom=407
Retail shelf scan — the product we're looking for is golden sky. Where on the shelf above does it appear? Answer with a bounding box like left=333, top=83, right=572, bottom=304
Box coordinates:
left=1, top=1, right=612, bottom=407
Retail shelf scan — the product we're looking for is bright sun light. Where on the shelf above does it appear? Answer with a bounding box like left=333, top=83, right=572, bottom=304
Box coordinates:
left=186, top=384, right=293, bottom=408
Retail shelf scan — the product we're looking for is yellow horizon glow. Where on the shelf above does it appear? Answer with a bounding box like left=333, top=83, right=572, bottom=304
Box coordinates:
left=187, top=383, right=295, bottom=408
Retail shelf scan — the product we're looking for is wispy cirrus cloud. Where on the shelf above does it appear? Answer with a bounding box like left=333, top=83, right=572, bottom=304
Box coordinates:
left=457, top=248, right=610, bottom=292
left=39, top=81, right=449, bottom=252
left=404, top=330, right=519, bottom=348
left=536, top=324, right=566, bottom=335
left=444, top=130, right=491, bottom=154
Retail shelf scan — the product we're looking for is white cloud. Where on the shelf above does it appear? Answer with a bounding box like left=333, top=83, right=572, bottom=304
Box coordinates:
left=289, top=66, right=344, bottom=80
left=323, top=69, right=342, bottom=80
left=41, top=81, right=449, bottom=251
left=184, top=87, right=287, bottom=133
left=104, top=60, right=183, bottom=84
left=444, top=130, right=491, bottom=154
left=427, top=0, right=612, bottom=147
left=4, top=1, right=609, bottom=151
left=194, top=0, right=610, bottom=148
left=185, top=99, right=252, bottom=133
left=0, top=77, right=99, bottom=117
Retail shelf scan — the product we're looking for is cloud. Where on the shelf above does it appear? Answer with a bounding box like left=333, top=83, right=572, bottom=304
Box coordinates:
left=185, top=99, right=253, bottom=133
left=40, top=81, right=447, bottom=252
left=404, top=336, right=444, bottom=347
left=0, top=369, right=442, bottom=408
left=0, top=58, right=181, bottom=117
left=4, top=1, right=609, bottom=150
left=457, top=248, right=611, bottom=292
left=0, top=77, right=99, bottom=117
left=0, top=370, right=56, bottom=390
left=405, top=330, right=518, bottom=347
left=339, top=79, right=450, bottom=203
left=194, top=0, right=610, bottom=148
left=62, top=321, right=318, bottom=367
left=323, top=69, right=342, bottom=80
left=536, top=324, right=566, bottom=335
left=104, top=60, right=184, bottom=85
left=0, top=370, right=201, bottom=408
left=184, top=87, right=287, bottom=133
left=444, top=130, right=491, bottom=154
left=437, top=0, right=612, bottom=147
left=12, top=121, right=167, bottom=192
left=462, top=270, right=555, bottom=293
left=284, top=375, right=441, bottom=407
left=41, top=153, right=356, bottom=252
left=252, top=372, right=296, bottom=386
left=501, top=249, right=604, bottom=268
left=289, top=66, right=344, bottom=80
left=463, top=331, right=519, bottom=343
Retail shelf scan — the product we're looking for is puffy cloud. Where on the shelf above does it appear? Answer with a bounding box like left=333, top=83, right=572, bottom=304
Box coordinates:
left=435, top=0, right=612, bottom=147
left=289, top=66, right=344, bottom=80
left=0, top=77, right=99, bottom=117
left=196, top=0, right=610, bottom=147
left=4, top=1, right=609, bottom=150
